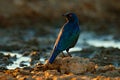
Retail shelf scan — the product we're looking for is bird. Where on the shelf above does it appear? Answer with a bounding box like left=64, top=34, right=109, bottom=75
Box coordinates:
left=48, top=12, right=80, bottom=64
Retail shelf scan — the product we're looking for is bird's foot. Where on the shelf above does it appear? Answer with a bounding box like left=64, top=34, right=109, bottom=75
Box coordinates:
left=62, top=52, right=66, bottom=57
left=67, top=52, right=72, bottom=57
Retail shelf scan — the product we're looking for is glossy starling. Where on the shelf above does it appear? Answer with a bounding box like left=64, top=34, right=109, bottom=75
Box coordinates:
left=48, top=12, right=80, bottom=64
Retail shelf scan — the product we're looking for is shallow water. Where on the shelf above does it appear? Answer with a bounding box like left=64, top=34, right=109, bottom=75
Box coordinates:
left=72, top=32, right=120, bottom=51
left=0, top=51, right=30, bottom=69
left=1, top=51, right=45, bottom=69
left=87, top=40, right=120, bottom=49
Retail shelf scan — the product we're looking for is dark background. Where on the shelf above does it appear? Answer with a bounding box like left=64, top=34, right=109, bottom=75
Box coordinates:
left=0, top=0, right=120, bottom=32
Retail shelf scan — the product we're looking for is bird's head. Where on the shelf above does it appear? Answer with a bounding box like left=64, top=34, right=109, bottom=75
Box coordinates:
left=63, top=12, right=79, bottom=22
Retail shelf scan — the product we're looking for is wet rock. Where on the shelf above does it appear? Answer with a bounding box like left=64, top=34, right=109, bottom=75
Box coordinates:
left=0, top=53, right=16, bottom=69
left=0, top=53, right=4, bottom=58
left=22, top=67, right=33, bottom=71
left=11, top=55, right=17, bottom=61
left=20, top=61, right=28, bottom=67
left=76, top=47, right=95, bottom=58
left=91, top=47, right=120, bottom=66
left=3, top=54, right=13, bottom=64
left=26, top=38, right=39, bottom=46
left=0, top=45, right=21, bottom=51
left=22, top=51, right=30, bottom=56
left=30, top=51, right=40, bottom=65
left=30, top=51, right=40, bottom=60
left=21, top=46, right=40, bottom=57
left=0, top=66, right=7, bottom=71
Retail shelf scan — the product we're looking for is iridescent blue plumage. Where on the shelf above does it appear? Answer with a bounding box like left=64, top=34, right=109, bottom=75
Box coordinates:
left=48, top=13, right=80, bottom=64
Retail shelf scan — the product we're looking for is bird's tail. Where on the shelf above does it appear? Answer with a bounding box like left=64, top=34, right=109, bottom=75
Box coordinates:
left=48, top=50, right=60, bottom=64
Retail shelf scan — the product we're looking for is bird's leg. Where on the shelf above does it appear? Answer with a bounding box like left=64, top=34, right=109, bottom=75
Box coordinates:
left=67, top=51, right=72, bottom=57
left=66, top=49, right=72, bottom=57
left=62, top=52, right=66, bottom=57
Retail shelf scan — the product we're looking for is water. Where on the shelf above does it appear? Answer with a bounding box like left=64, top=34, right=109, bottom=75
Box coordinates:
left=77, top=32, right=120, bottom=49
left=0, top=51, right=30, bottom=69
left=87, top=40, right=120, bottom=49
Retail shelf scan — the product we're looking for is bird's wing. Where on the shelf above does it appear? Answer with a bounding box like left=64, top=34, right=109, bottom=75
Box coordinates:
left=54, top=23, right=79, bottom=51
left=69, top=30, right=80, bottom=48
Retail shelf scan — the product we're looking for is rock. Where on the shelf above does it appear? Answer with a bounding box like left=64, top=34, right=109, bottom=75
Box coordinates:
left=0, top=52, right=15, bottom=69
left=44, top=70, right=60, bottom=79
left=23, top=51, right=30, bottom=56
left=53, top=74, right=77, bottom=80
left=95, top=65, right=120, bottom=77
left=53, top=74, right=93, bottom=80
left=91, top=47, right=120, bottom=66
left=0, top=56, right=120, bottom=80
left=93, top=76, right=120, bottom=80
left=30, top=51, right=40, bottom=65
left=20, top=61, right=28, bottom=67
left=46, top=57, right=95, bottom=74
left=0, top=72, right=16, bottom=80
left=95, top=65, right=115, bottom=73
left=100, top=70, right=120, bottom=77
